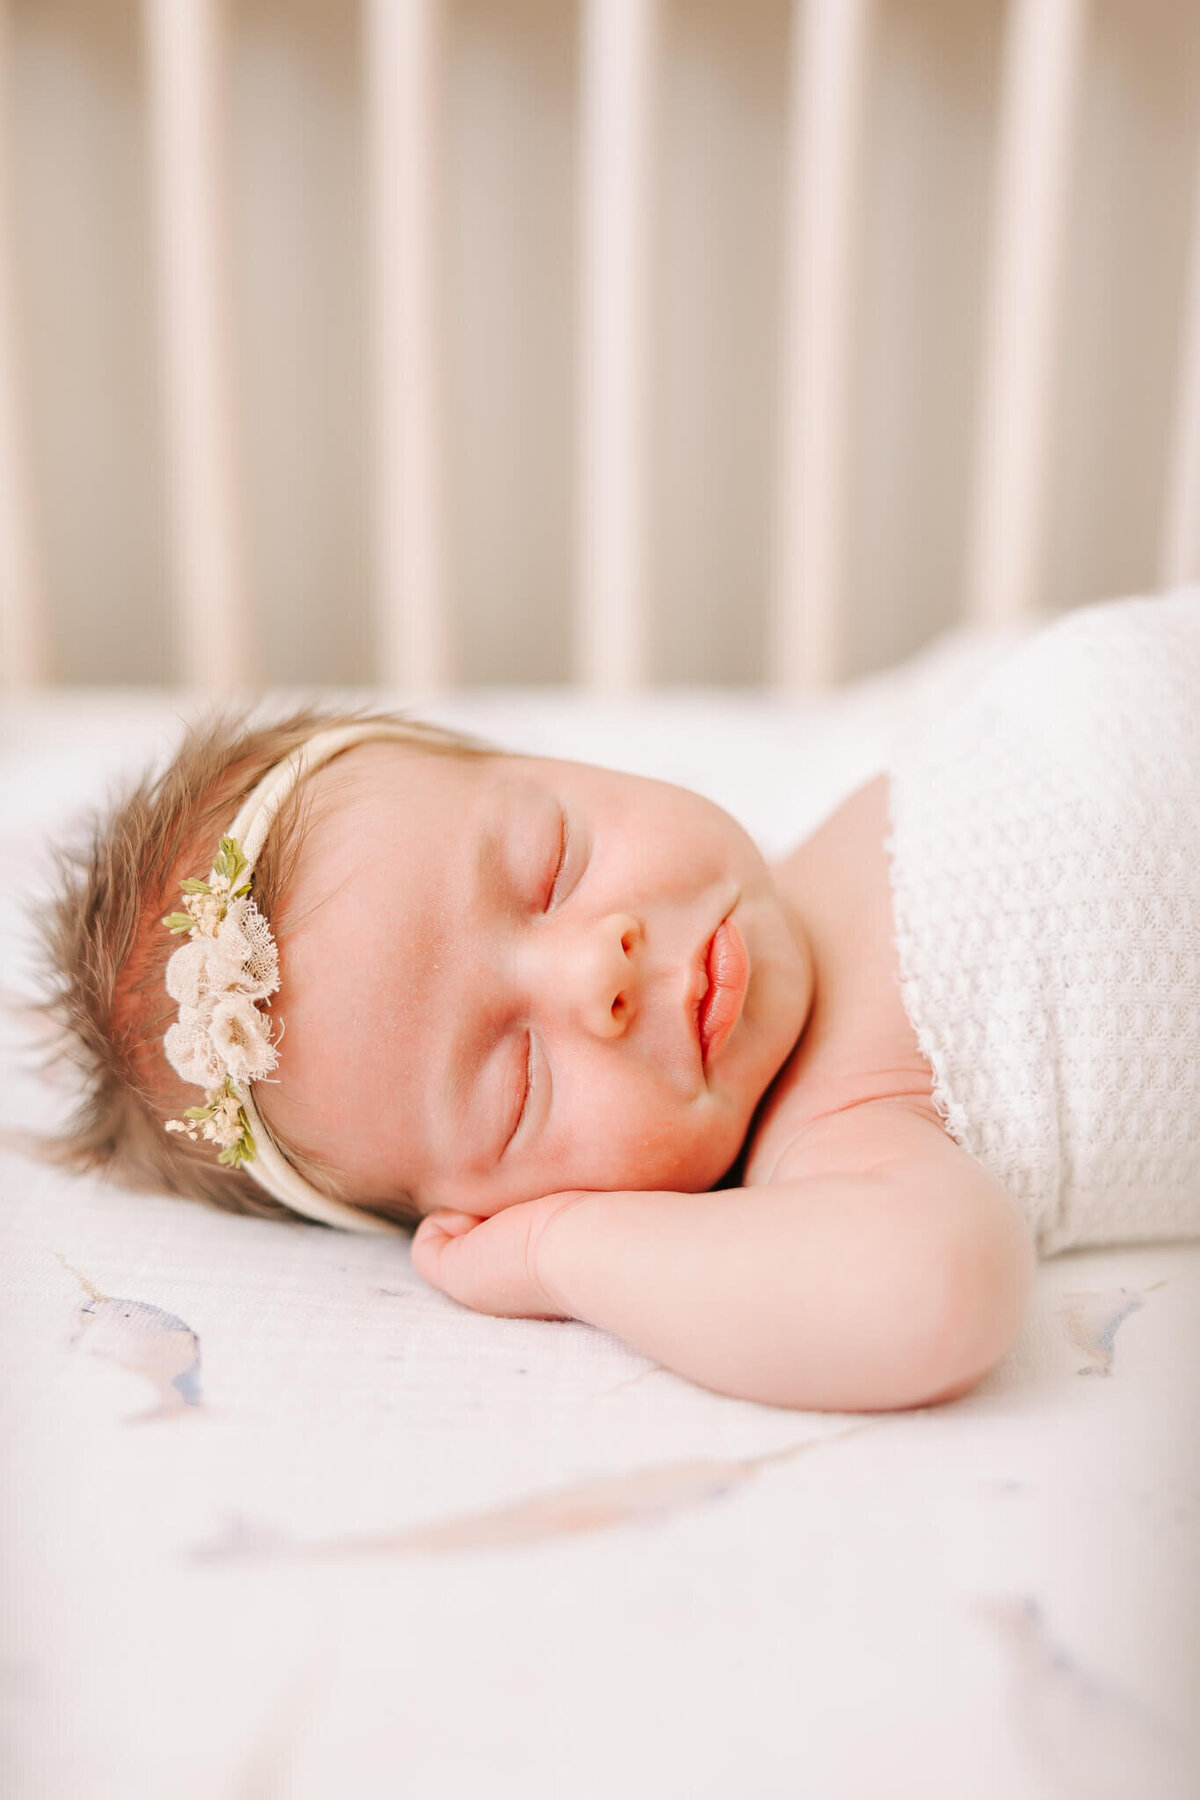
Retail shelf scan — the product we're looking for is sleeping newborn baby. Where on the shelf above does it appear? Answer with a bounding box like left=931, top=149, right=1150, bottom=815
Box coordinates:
left=40, top=590, right=1200, bottom=1412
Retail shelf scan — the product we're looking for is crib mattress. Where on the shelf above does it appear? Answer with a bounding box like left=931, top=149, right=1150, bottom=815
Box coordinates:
left=2, top=630, right=1197, bottom=1800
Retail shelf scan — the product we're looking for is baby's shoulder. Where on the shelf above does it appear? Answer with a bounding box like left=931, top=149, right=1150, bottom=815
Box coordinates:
left=744, top=775, right=940, bottom=1185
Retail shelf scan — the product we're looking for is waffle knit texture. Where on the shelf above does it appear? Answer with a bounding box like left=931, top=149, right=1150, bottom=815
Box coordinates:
left=886, top=590, right=1200, bottom=1255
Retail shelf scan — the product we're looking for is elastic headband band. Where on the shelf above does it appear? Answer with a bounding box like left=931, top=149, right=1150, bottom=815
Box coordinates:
left=163, top=721, right=422, bottom=1234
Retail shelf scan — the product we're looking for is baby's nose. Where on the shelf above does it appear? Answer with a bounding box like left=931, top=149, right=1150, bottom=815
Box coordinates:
left=556, top=912, right=641, bottom=1039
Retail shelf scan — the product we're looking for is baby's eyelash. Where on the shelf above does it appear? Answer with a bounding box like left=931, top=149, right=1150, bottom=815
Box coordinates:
left=544, top=811, right=569, bottom=910
left=502, top=1033, right=534, bottom=1157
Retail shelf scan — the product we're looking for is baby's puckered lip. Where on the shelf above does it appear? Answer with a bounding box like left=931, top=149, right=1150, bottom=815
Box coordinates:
left=691, top=906, right=750, bottom=1070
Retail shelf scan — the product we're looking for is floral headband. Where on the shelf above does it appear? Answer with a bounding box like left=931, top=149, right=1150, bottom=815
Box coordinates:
left=161, top=721, right=417, bottom=1235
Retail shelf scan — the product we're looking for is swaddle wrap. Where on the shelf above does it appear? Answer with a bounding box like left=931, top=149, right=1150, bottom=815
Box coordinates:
left=887, top=590, right=1200, bottom=1255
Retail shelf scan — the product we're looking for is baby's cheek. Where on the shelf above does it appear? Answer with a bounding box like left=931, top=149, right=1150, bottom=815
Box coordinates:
left=433, top=1091, right=747, bottom=1211
left=595, top=1102, right=744, bottom=1195
left=422, top=1143, right=604, bottom=1216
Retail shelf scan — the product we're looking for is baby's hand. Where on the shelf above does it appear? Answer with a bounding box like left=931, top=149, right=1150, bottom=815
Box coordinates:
left=410, top=1193, right=589, bottom=1320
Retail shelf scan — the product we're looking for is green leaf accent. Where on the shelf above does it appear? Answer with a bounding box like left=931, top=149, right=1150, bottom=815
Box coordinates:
left=183, top=1104, right=213, bottom=1122
left=162, top=912, right=194, bottom=934
left=214, top=837, right=249, bottom=887
left=217, top=1129, right=256, bottom=1168
left=179, top=876, right=211, bottom=894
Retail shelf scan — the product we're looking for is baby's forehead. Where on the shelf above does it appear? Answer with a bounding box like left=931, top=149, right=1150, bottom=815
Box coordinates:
left=286, top=741, right=657, bottom=927
left=294, top=739, right=490, bottom=868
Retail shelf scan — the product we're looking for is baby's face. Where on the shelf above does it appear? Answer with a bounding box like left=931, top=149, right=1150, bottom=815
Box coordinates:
left=265, top=745, right=812, bottom=1216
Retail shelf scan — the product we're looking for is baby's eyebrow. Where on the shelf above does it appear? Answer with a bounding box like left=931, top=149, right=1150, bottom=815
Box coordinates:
left=474, top=778, right=531, bottom=896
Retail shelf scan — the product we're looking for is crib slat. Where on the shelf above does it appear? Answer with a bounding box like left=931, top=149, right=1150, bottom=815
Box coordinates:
left=770, top=0, right=873, bottom=692
left=1160, top=133, right=1200, bottom=587
left=966, top=0, right=1088, bottom=627
left=365, top=0, right=450, bottom=691
left=0, top=0, right=47, bottom=688
left=577, top=0, right=656, bottom=691
left=143, top=0, right=249, bottom=689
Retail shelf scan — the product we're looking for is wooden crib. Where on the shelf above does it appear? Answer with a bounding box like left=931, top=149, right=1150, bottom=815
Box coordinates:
left=1, top=0, right=1198, bottom=693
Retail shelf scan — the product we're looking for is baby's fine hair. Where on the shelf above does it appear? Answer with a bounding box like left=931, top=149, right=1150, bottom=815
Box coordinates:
left=34, top=704, right=484, bottom=1229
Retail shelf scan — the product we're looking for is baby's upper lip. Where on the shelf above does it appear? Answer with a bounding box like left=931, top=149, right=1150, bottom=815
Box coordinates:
left=691, top=902, right=752, bottom=1071
left=690, top=917, right=725, bottom=1058
left=693, top=927, right=716, bottom=1004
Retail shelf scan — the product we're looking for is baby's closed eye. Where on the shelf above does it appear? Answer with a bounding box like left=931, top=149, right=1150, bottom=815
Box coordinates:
left=501, top=1031, right=535, bottom=1156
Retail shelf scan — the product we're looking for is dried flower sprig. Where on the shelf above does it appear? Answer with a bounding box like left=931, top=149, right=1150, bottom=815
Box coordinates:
left=164, top=1075, right=257, bottom=1167
left=162, top=837, right=252, bottom=935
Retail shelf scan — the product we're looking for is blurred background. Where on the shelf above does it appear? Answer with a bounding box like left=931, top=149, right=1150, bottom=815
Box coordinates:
left=0, top=0, right=1198, bottom=691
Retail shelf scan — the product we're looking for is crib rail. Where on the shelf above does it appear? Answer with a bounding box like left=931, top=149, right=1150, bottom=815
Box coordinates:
left=144, top=0, right=249, bottom=689
left=1, top=0, right=1198, bottom=693
left=0, top=0, right=44, bottom=689
left=1163, top=125, right=1200, bottom=589
left=578, top=0, right=655, bottom=691
left=965, top=0, right=1088, bottom=631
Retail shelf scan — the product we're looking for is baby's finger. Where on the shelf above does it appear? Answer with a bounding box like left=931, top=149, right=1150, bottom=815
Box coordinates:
left=411, top=1206, right=564, bottom=1320
left=414, top=1209, right=478, bottom=1243
left=410, top=1211, right=481, bottom=1290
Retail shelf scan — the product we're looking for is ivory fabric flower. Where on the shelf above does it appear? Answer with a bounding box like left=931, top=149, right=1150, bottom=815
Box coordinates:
left=208, top=996, right=279, bottom=1086
left=164, top=1012, right=225, bottom=1088
left=217, top=895, right=279, bottom=997
left=204, top=921, right=252, bottom=991
left=164, top=939, right=216, bottom=1010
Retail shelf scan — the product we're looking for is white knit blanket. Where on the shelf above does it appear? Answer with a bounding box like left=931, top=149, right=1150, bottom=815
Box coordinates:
left=888, top=589, right=1200, bottom=1256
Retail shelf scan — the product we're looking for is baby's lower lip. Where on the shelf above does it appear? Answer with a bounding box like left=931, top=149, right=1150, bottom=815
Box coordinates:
left=699, top=917, right=750, bottom=1065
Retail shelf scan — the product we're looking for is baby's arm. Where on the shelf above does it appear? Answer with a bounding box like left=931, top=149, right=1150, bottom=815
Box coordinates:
left=410, top=1105, right=1034, bottom=1413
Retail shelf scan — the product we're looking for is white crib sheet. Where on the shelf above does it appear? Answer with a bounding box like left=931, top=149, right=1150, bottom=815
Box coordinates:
left=2, top=628, right=1198, bottom=1800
